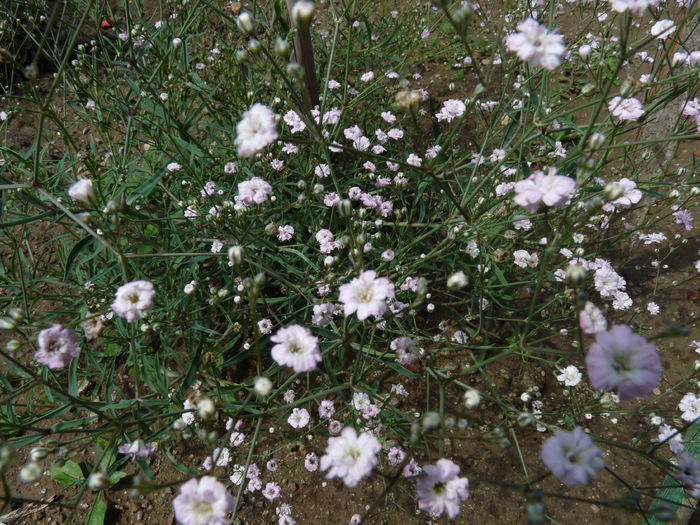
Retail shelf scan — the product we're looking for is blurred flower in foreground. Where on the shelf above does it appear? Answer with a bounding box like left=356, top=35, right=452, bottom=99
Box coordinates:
left=585, top=325, right=661, bottom=400
left=505, top=18, right=566, bottom=70
left=35, top=324, right=80, bottom=369
left=172, top=476, right=234, bottom=525
left=541, top=426, right=605, bottom=486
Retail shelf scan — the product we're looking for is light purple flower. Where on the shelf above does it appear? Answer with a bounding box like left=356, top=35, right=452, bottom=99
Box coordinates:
left=111, top=280, right=155, bottom=323
left=320, top=427, right=381, bottom=487
left=270, top=325, right=321, bottom=373
left=304, top=452, right=319, bottom=472
left=513, top=168, right=576, bottom=213
left=416, top=458, right=469, bottom=519
left=585, top=325, right=662, bottom=401
left=338, top=270, right=395, bottom=321
left=118, top=439, right=154, bottom=458
left=34, top=324, right=80, bottom=369
left=262, top=482, right=281, bottom=501
left=318, top=399, right=335, bottom=419
left=674, top=453, right=700, bottom=491
left=172, top=476, right=234, bottom=525
left=540, top=426, right=605, bottom=486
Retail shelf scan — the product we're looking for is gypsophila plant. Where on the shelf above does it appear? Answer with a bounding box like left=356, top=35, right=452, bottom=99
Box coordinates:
left=1, top=0, right=700, bottom=523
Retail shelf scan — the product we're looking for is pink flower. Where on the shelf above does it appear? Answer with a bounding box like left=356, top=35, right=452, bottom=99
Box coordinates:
left=513, top=168, right=576, bottom=213
left=416, top=459, right=470, bottom=519
left=608, top=97, right=645, bottom=121
left=435, top=99, right=466, bottom=122
left=34, top=325, right=80, bottom=369
left=236, top=176, right=273, bottom=206
left=288, top=407, right=310, bottom=428
left=111, top=280, right=155, bottom=323
left=270, top=325, right=322, bottom=373
left=338, top=270, right=395, bottom=321
left=118, top=439, right=154, bottom=458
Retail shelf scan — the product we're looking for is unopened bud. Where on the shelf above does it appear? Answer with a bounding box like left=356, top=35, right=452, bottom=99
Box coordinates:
left=7, top=308, right=24, bottom=322
left=253, top=272, right=266, bottom=288
left=196, top=397, right=216, bottom=420
left=228, top=245, right=244, bottom=265
left=29, top=447, right=49, bottom=461
left=87, top=471, right=109, bottom=490
left=337, top=198, right=353, bottom=217
left=291, top=0, right=315, bottom=29
left=286, top=62, right=305, bottom=81
left=274, top=37, right=291, bottom=58
left=422, top=411, right=441, bottom=430
left=604, top=182, right=624, bottom=202
left=254, top=376, right=273, bottom=396
left=620, top=81, right=634, bottom=97
left=235, top=49, right=248, bottom=63
left=395, top=90, right=422, bottom=111
left=588, top=132, right=606, bottom=150
left=19, top=462, right=42, bottom=483
left=463, top=388, right=481, bottom=408
left=236, top=12, right=255, bottom=35
left=447, top=271, right=468, bottom=290
left=247, top=38, right=261, bottom=53
left=6, top=339, right=20, bottom=351
left=0, top=317, right=16, bottom=330
left=565, top=264, right=587, bottom=287
left=453, top=5, right=472, bottom=22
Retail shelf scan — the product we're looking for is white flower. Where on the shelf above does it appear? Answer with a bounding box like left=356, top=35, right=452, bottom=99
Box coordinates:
left=651, top=20, right=676, bottom=39
left=505, top=19, right=566, bottom=70
left=236, top=103, right=279, bottom=158
left=67, top=178, right=94, bottom=203
left=556, top=365, right=582, bottom=387
left=320, top=427, right=381, bottom=487
left=111, top=280, right=155, bottom=322
left=288, top=407, right=310, bottom=428
left=254, top=376, right=273, bottom=396
left=338, top=270, right=395, bottom=321
left=167, top=162, right=181, bottom=172
left=609, top=0, right=653, bottom=14
left=270, top=324, right=321, bottom=373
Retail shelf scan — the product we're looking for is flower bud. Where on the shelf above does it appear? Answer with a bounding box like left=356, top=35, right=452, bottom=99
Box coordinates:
left=0, top=317, right=16, bottom=330
left=291, top=0, right=315, bottom=29
left=453, top=5, right=472, bottom=22
left=395, top=90, right=421, bottom=111
left=337, top=198, right=353, bottom=217
left=620, top=80, right=634, bottom=97
left=236, top=12, right=255, bottom=35
left=235, top=49, right=248, bottom=63
left=447, top=271, right=468, bottom=290
left=422, top=411, right=441, bottom=430
left=254, top=376, right=273, bottom=396
left=588, top=132, right=606, bottom=150
left=7, top=308, right=24, bottom=322
left=463, top=388, right=481, bottom=408
left=6, top=339, right=20, bottom=351
left=0, top=446, right=16, bottom=470
left=87, top=471, right=109, bottom=490
left=254, top=273, right=266, bottom=288
left=247, top=38, right=261, bottom=53
left=196, top=396, right=216, bottom=420
left=29, top=447, right=49, bottom=461
left=286, top=62, right=305, bottom=81
left=565, top=264, right=587, bottom=287
left=274, top=37, right=291, bottom=58
left=604, top=182, right=624, bottom=202
left=578, top=44, right=592, bottom=59
left=228, top=245, right=244, bottom=265
left=19, top=462, right=42, bottom=483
